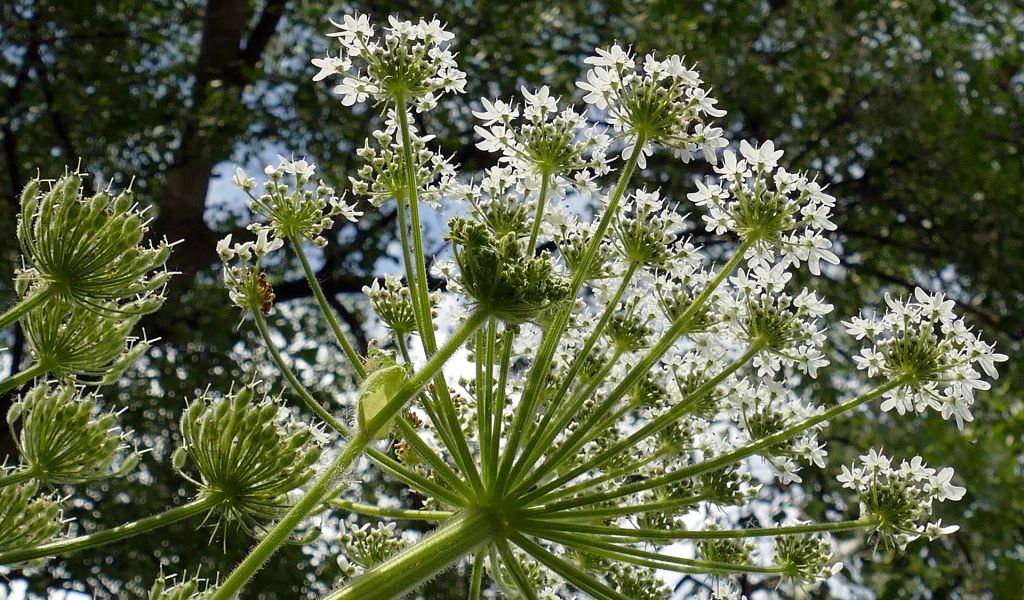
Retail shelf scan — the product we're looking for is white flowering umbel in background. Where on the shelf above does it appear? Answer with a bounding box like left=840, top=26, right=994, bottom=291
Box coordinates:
left=0, top=13, right=1007, bottom=600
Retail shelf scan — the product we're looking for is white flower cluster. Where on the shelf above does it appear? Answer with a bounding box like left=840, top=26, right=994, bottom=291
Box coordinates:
left=473, top=86, right=611, bottom=188
left=314, top=14, right=465, bottom=111
left=689, top=140, right=839, bottom=275
left=844, top=288, right=1007, bottom=429
left=837, top=449, right=964, bottom=548
left=231, top=155, right=362, bottom=249
left=577, top=44, right=728, bottom=167
left=350, top=112, right=459, bottom=207
left=724, top=264, right=832, bottom=377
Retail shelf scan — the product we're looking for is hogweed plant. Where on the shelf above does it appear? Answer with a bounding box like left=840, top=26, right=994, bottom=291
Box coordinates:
left=0, top=12, right=1009, bottom=600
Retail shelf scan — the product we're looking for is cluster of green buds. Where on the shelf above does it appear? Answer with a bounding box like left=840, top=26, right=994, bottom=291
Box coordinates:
left=0, top=482, right=63, bottom=554
left=8, top=382, right=139, bottom=483
left=335, top=520, right=407, bottom=580
left=350, top=120, right=458, bottom=207
left=445, top=217, right=570, bottom=323
left=16, top=172, right=171, bottom=315
left=174, top=383, right=324, bottom=535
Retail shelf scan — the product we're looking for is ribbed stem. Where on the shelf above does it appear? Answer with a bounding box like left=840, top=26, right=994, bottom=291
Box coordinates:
left=0, top=363, right=47, bottom=396
left=0, top=496, right=218, bottom=565
left=0, top=285, right=54, bottom=330
left=0, top=467, right=38, bottom=489
left=324, top=510, right=495, bottom=600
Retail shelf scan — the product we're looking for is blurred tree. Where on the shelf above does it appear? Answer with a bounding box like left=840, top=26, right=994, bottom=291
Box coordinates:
left=0, top=0, right=1020, bottom=597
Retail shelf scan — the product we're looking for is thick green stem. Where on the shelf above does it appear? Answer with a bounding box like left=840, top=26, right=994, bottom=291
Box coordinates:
left=255, top=311, right=462, bottom=503
left=0, top=362, right=47, bottom=396
left=329, top=499, right=453, bottom=522
left=527, top=170, right=551, bottom=252
left=0, top=496, right=218, bottom=565
left=0, top=467, right=38, bottom=489
left=497, top=538, right=539, bottom=600
left=0, top=285, right=54, bottom=330
left=288, top=235, right=366, bottom=380
left=324, top=510, right=495, bottom=600
left=469, top=549, right=485, bottom=600
left=213, top=311, right=486, bottom=600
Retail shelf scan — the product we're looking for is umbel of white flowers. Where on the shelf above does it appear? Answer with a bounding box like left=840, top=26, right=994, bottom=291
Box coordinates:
left=0, top=12, right=1006, bottom=600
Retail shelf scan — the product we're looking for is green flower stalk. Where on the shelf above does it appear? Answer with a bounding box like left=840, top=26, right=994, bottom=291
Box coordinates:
left=12, top=172, right=171, bottom=321
left=7, top=382, right=139, bottom=484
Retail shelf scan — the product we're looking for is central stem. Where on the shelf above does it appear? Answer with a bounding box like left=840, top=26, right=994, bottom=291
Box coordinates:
left=324, top=509, right=496, bottom=600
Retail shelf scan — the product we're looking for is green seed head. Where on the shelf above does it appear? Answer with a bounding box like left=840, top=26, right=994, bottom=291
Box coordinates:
left=17, top=173, right=171, bottom=316
left=176, top=383, right=323, bottom=535
left=8, top=382, right=139, bottom=484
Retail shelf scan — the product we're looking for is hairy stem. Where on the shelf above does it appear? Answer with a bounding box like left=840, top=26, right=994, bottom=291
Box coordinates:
left=0, top=362, right=46, bottom=396
left=0, top=496, right=219, bottom=565
left=288, top=234, right=366, bottom=379
left=328, top=499, right=453, bottom=522
left=0, top=285, right=54, bottom=330
left=324, top=509, right=495, bottom=600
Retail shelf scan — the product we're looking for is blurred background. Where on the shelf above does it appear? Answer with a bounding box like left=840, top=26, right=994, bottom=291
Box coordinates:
left=0, top=0, right=1021, bottom=598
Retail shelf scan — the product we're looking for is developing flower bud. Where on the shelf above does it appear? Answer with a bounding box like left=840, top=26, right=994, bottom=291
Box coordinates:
left=17, top=172, right=171, bottom=316
left=176, top=384, right=323, bottom=534
left=147, top=574, right=214, bottom=600
left=8, top=382, right=139, bottom=484
left=0, top=481, right=63, bottom=554
left=21, top=294, right=151, bottom=385
left=446, top=217, right=570, bottom=323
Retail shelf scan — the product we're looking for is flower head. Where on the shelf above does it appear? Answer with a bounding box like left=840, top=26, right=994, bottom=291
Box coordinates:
left=844, top=288, right=1006, bottom=428
left=8, top=382, right=139, bottom=484
left=316, top=13, right=465, bottom=110
left=577, top=45, right=726, bottom=166
left=18, top=173, right=172, bottom=316
left=838, top=450, right=965, bottom=548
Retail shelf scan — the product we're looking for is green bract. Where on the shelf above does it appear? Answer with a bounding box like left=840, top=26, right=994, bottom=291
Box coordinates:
left=175, top=384, right=323, bottom=534
left=8, top=382, right=139, bottom=484
left=17, top=173, right=171, bottom=316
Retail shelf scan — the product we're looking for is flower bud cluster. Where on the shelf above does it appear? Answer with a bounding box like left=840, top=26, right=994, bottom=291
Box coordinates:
left=844, top=288, right=1006, bottom=428
left=837, top=449, right=965, bottom=549
left=689, top=140, right=839, bottom=273
left=20, top=292, right=151, bottom=385
left=17, top=173, right=171, bottom=315
left=0, top=481, right=62, bottom=554
left=774, top=534, right=840, bottom=583
left=446, top=217, right=570, bottom=323
left=335, top=520, right=406, bottom=578
left=577, top=45, right=728, bottom=167
left=350, top=114, right=459, bottom=207
left=315, top=13, right=465, bottom=110
left=473, top=86, right=610, bottom=186
left=230, top=156, right=362, bottom=248
left=612, top=189, right=688, bottom=267
left=175, top=384, right=324, bottom=534
left=361, top=275, right=426, bottom=335
left=8, top=382, right=139, bottom=484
